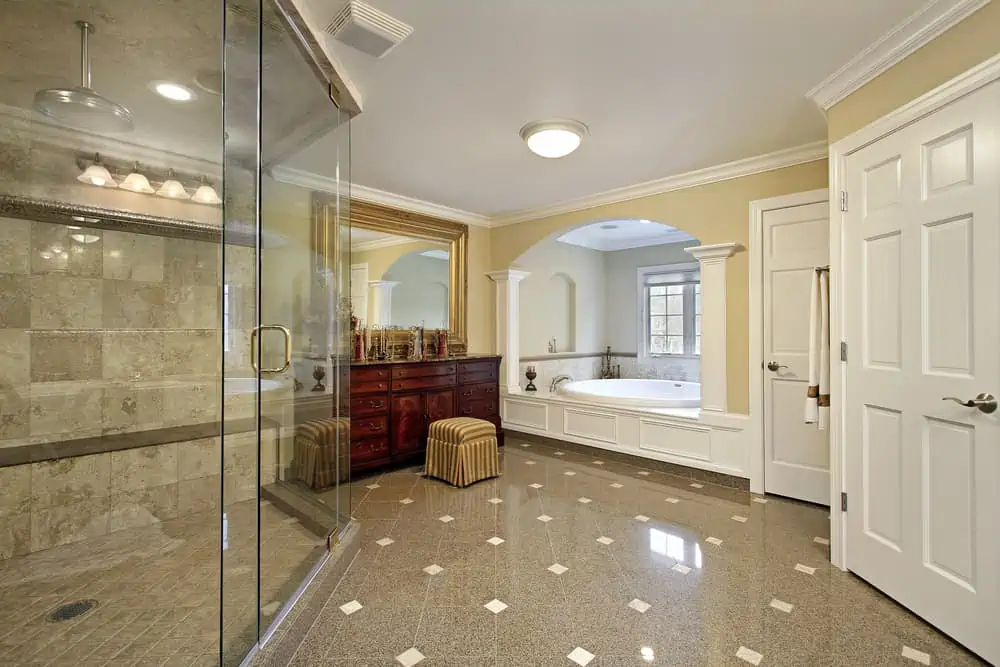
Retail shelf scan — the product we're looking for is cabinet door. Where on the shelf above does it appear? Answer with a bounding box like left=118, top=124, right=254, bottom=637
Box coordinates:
left=391, top=393, right=424, bottom=455
left=425, top=388, right=456, bottom=426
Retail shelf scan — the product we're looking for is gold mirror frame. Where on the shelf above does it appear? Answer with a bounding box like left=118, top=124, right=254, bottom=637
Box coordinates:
left=312, top=194, right=469, bottom=348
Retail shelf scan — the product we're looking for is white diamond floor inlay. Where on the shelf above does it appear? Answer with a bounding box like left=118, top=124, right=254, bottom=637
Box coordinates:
left=794, top=563, right=817, bottom=575
left=261, top=601, right=280, bottom=615
left=484, top=599, right=508, bottom=614
left=536, top=515, right=553, bottom=523
left=487, top=536, right=505, bottom=546
left=736, top=646, right=763, bottom=665
left=488, top=497, right=503, bottom=504
left=423, top=564, right=444, bottom=575
left=672, top=563, right=691, bottom=575
left=901, top=646, right=931, bottom=665
left=731, top=515, right=748, bottom=523
left=365, top=484, right=381, bottom=490
left=635, top=514, right=650, bottom=522
left=637, top=471, right=651, bottom=476
left=567, top=647, right=596, bottom=666
left=577, top=497, right=592, bottom=504
left=529, top=483, right=543, bottom=489
left=665, top=497, right=680, bottom=504
left=525, top=460, right=537, bottom=465
left=706, top=537, right=723, bottom=546
left=770, top=598, right=794, bottom=613
left=689, top=482, right=704, bottom=488
left=375, top=537, right=394, bottom=547
left=548, top=563, right=568, bottom=575
left=610, top=483, right=624, bottom=489
left=555, top=451, right=565, bottom=456
left=438, top=515, right=455, bottom=523
left=814, top=536, right=830, bottom=545
left=399, top=498, right=414, bottom=505
left=340, top=600, right=363, bottom=616
left=628, top=598, right=651, bottom=613
left=593, top=460, right=604, bottom=465
left=563, top=471, right=576, bottom=476
left=519, top=443, right=531, bottom=447
left=753, top=497, right=768, bottom=504
left=596, top=536, right=614, bottom=545
left=396, top=647, right=426, bottom=666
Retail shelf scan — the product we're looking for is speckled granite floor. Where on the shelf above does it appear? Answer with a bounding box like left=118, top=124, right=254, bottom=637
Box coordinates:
left=0, top=500, right=325, bottom=666
left=281, top=438, right=986, bottom=667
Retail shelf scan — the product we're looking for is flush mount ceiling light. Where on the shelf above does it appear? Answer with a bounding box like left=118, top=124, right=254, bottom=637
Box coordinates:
left=118, top=162, right=155, bottom=194
left=156, top=169, right=190, bottom=200
left=519, top=119, right=587, bottom=158
left=76, top=153, right=117, bottom=188
left=151, top=81, right=195, bottom=102
left=191, top=177, right=222, bottom=205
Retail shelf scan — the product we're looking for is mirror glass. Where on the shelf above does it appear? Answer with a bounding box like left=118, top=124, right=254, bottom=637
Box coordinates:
left=351, top=229, right=450, bottom=329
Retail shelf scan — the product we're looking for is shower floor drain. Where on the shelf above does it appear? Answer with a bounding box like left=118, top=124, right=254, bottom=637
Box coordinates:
left=48, top=599, right=97, bottom=622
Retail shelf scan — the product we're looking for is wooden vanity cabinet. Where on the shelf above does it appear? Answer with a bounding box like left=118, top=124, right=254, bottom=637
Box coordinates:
left=347, top=356, right=501, bottom=475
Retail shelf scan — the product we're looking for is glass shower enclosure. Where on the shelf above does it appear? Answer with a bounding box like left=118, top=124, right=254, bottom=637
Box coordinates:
left=0, top=1, right=351, bottom=665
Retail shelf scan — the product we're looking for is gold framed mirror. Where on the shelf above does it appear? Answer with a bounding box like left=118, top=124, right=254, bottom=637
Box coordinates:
left=312, top=194, right=469, bottom=349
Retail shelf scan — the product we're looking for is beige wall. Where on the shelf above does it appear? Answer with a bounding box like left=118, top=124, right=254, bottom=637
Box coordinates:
left=828, top=2, right=1000, bottom=142
left=489, top=160, right=829, bottom=414
left=466, top=225, right=493, bottom=354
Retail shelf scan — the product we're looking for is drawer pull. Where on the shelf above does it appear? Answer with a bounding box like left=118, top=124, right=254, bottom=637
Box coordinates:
left=365, top=422, right=381, bottom=431
left=462, top=390, right=473, bottom=397
left=368, top=400, right=384, bottom=409
left=461, top=407, right=472, bottom=415
left=485, top=387, right=495, bottom=393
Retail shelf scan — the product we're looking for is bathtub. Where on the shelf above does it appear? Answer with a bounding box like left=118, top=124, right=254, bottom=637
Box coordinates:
left=557, top=379, right=701, bottom=409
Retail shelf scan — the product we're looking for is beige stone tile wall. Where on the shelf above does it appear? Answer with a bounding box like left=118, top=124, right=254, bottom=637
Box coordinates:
left=0, top=215, right=231, bottom=449
left=0, top=435, right=260, bottom=559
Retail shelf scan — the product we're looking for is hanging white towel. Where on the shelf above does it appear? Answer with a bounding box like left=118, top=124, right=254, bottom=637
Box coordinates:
left=805, top=268, right=830, bottom=429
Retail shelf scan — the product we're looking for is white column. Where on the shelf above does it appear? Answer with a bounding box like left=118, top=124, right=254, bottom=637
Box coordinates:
left=368, top=280, right=399, bottom=326
left=486, top=269, right=531, bottom=394
left=685, top=242, right=740, bottom=414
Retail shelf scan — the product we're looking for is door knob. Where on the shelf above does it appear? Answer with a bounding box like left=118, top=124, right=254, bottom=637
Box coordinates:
left=942, top=393, right=997, bottom=414
left=766, top=361, right=788, bottom=372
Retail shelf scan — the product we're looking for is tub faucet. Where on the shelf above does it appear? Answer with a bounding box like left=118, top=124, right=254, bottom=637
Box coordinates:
left=550, top=374, right=573, bottom=392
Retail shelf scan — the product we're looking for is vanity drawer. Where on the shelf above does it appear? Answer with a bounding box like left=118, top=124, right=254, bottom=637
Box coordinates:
left=352, top=367, right=390, bottom=383
left=458, top=360, right=497, bottom=376
left=351, top=395, right=388, bottom=416
left=392, top=363, right=456, bottom=379
left=353, top=380, right=389, bottom=395
left=351, top=436, right=390, bottom=463
left=458, top=382, right=497, bottom=402
left=351, top=415, right=389, bottom=440
left=457, top=398, right=499, bottom=420
left=458, top=368, right=497, bottom=385
left=391, top=375, right=457, bottom=392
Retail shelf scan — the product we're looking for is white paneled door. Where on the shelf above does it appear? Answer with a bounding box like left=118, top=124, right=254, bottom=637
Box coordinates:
left=843, top=80, right=1000, bottom=663
left=762, top=201, right=830, bottom=505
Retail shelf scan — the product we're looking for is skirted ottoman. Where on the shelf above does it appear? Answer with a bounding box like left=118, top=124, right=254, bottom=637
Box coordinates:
left=293, top=417, right=350, bottom=490
left=424, top=417, right=501, bottom=488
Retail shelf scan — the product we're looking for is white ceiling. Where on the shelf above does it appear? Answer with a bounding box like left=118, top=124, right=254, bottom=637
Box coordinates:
left=557, top=220, right=695, bottom=252
left=287, top=0, right=926, bottom=216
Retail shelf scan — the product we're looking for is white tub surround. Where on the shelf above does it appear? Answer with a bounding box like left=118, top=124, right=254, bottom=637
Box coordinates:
left=487, top=269, right=531, bottom=393
left=558, top=379, right=700, bottom=409
left=684, top=243, right=740, bottom=414
left=368, top=280, right=400, bottom=326
left=502, top=389, right=748, bottom=479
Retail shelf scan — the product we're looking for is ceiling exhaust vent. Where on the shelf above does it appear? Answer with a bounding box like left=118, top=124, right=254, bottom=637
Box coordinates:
left=325, top=0, right=412, bottom=58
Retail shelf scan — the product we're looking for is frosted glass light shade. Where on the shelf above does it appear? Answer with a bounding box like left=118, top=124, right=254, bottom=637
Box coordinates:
left=119, top=171, right=154, bottom=194
left=519, top=119, right=587, bottom=159
left=156, top=176, right=190, bottom=200
left=191, top=183, right=221, bottom=205
left=76, top=163, right=117, bottom=187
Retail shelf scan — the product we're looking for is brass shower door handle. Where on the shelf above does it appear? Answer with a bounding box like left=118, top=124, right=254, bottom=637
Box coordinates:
left=250, top=325, right=292, bottom=374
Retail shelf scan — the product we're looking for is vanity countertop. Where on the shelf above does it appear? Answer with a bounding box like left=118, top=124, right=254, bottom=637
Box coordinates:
left=351, top=354, right=501, bottom=367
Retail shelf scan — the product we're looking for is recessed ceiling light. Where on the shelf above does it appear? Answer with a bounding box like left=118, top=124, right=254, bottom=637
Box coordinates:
left=151, top=81, right=195, bottom=102
left=519, top=119, right=587, bottom=158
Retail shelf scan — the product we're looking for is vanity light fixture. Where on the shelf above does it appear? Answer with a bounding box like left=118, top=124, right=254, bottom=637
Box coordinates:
left=152, top=81, right=195, bottom=102
left=118, top=162, right=155, bottom=194
left=519, top=119, right=587, bottom=158
left=191, top=177, right=222, bottom=205
left=76, top=153, right=117, bottom=188
left=156, top=169, right=190, bottom=199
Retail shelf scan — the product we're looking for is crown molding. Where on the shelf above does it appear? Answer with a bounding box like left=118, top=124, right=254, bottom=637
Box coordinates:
left=270, top=165, right=492, bottom=227
left=806, top=0, right=991, bottom=111
left=489, top=140, right=828, bottom=227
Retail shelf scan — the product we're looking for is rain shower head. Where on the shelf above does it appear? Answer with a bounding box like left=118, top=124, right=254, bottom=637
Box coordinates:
left=34, top=21, right=133, bottom=133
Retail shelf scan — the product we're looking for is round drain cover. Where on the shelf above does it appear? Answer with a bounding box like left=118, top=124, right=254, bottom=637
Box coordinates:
left=49, top=599, right=97, bottom=622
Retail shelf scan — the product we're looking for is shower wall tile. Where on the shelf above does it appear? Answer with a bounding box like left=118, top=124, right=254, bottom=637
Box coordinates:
left=0, top=512, right=30, bottom=559
left=29, top=274, right=103, bottom=329
left=30, top=496, right=110, bottom=552
left=102, top=331, right=165, bottom=380
left=163, top=330, right=219, bottom=376
left=0, top=387, right=31, bottom=441
left=102, top=231, right=165, bottom=283
left=28, top=383, right=104, bottom=437
left=30, top=222, right=103, bottom=277
left=30, top=452, right=111, bottom=508
left=178, top=474, right=220, bottom=516
left=109, top=483, right=179, bottom=533
left=101, top=383, right=165, bottom=434
left=102, top=280, right=166, bottom=329
left=162, top=381, right=219, bottom=427
left=0, top=329, right=29, bottom=384
left=110, top=443, right=178, bottom=493
left=0, top=463, right=31, bottom=518
left=164, top=238, right=220, bottom=287
left=29, top=331, right=102, bottom=382
left=178, top=437, right=221, bottom=481
left=0, top=216, right=31, bottom=274
left=164, top=284, right=219, bottom=329
left=0, top=274, right=30, bottom=328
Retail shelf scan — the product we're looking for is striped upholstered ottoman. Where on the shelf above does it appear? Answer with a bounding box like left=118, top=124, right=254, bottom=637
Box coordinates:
left=425, top=417, right=501, bottom=488
left=293, top=417, right=350, bottom=490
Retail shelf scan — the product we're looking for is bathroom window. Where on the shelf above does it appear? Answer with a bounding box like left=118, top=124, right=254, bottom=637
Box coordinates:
left=639, top=263, right=700, bottom=357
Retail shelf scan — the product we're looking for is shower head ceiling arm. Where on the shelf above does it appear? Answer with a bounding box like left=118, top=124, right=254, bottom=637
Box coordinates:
left=76, top=21, right=94, bottom=90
